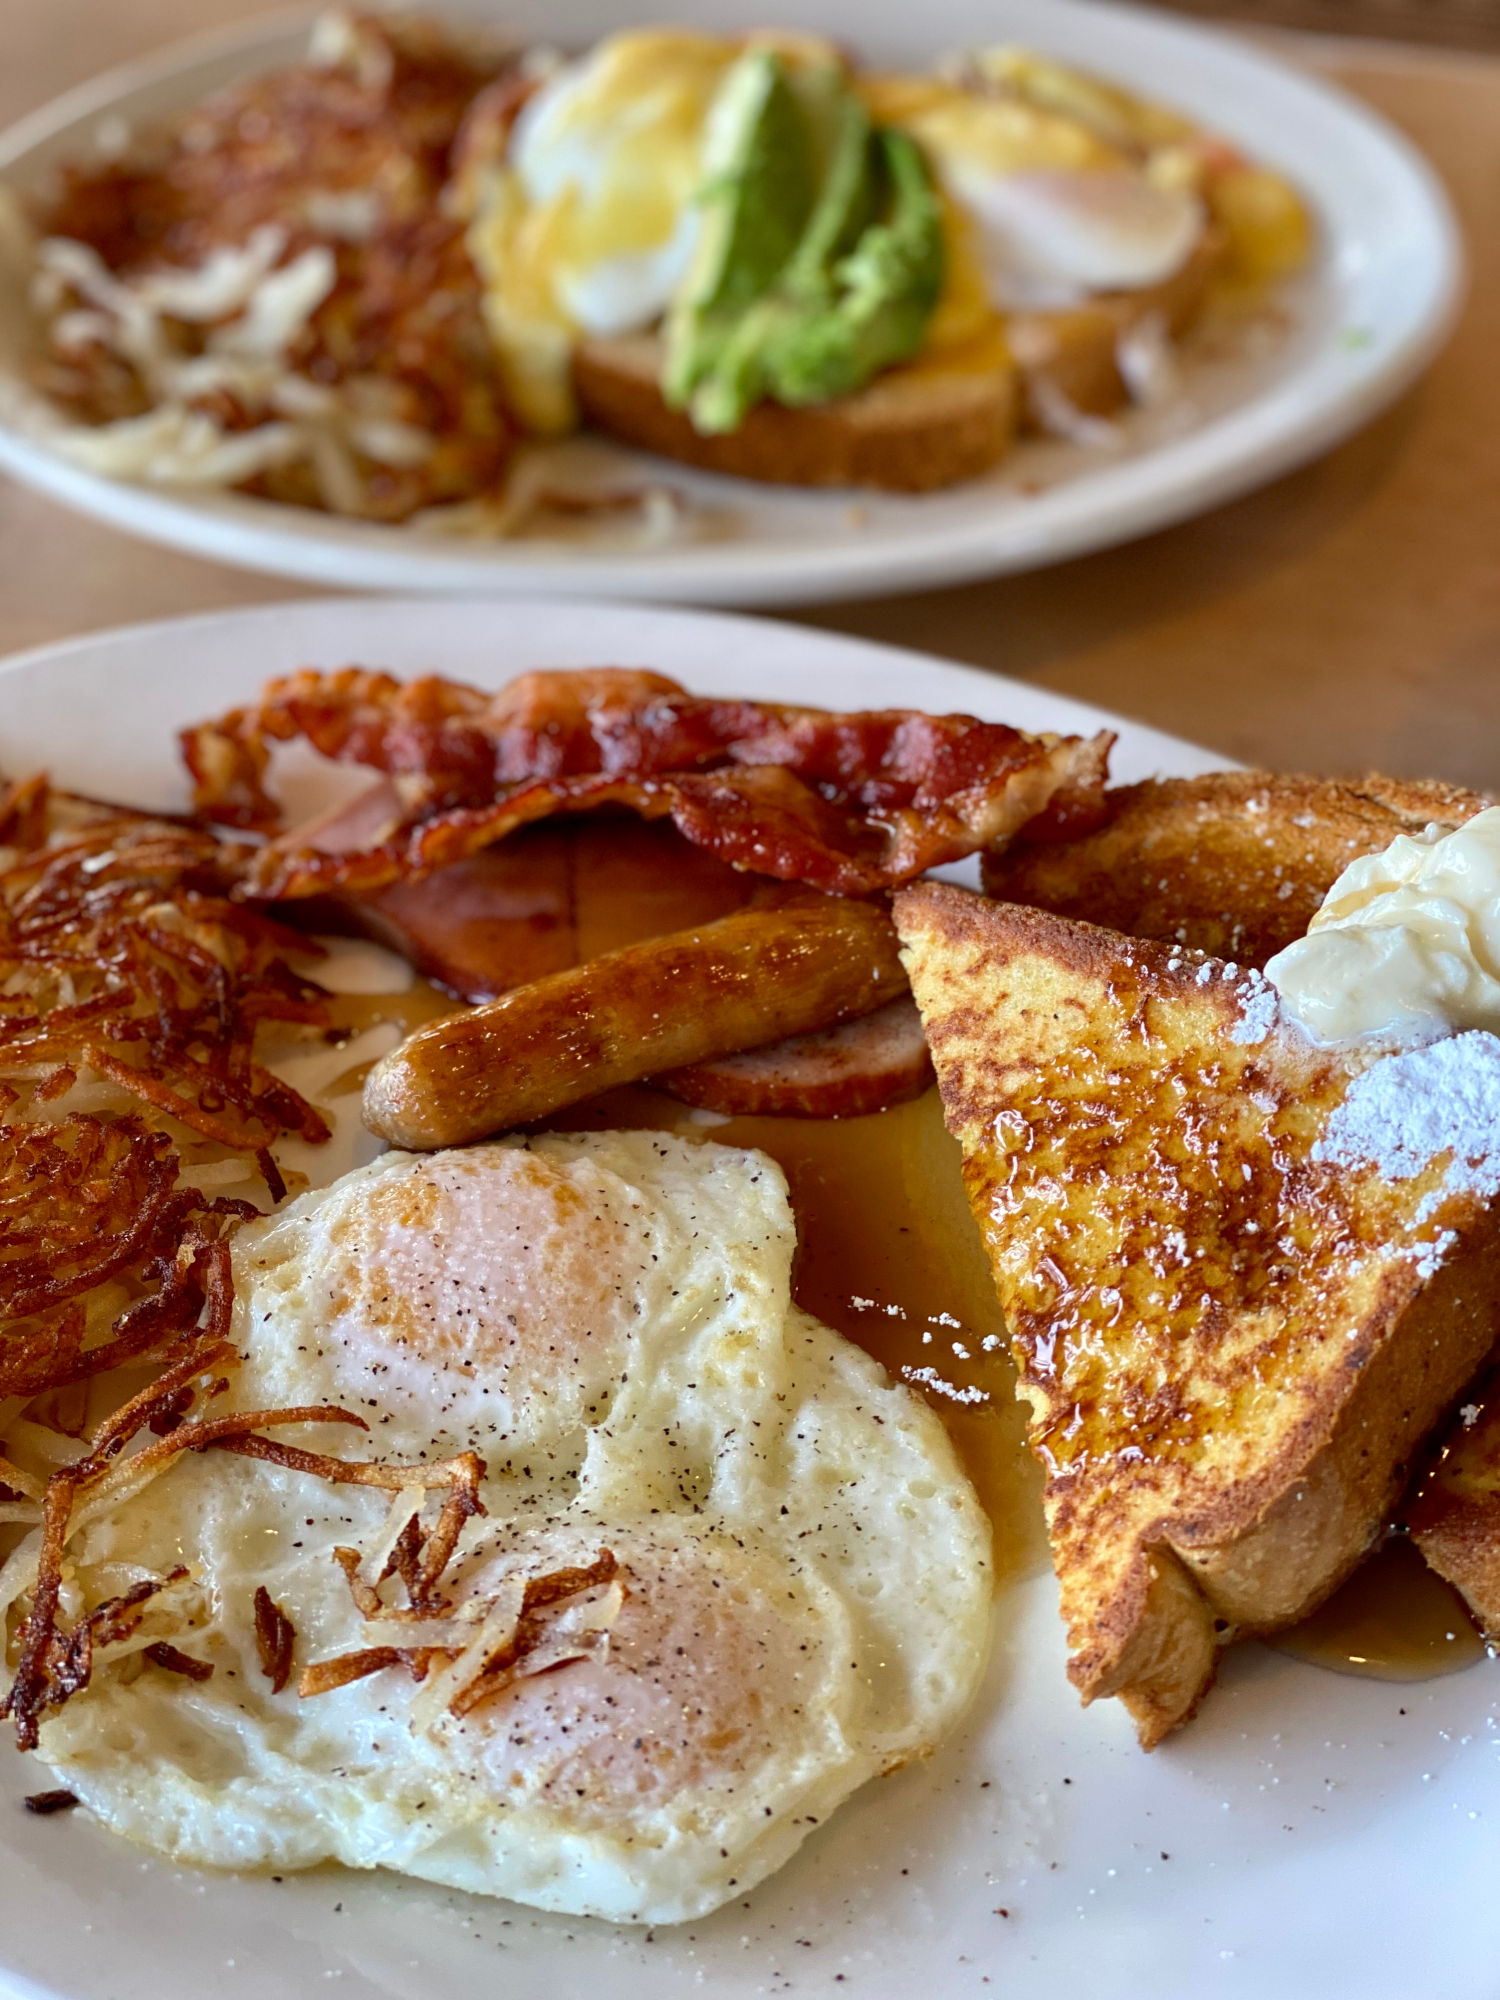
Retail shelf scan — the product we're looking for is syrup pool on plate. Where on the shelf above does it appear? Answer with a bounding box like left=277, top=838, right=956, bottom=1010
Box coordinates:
left=560, top=1083, right=1048, bottom=1580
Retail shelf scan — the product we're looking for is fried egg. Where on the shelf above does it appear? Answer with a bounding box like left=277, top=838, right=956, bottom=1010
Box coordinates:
left=33, top=1131, right=993, bottom=1924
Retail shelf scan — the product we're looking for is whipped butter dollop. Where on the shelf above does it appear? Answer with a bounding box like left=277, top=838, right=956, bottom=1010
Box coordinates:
left=1265, top=805, right=1500, bottom=1045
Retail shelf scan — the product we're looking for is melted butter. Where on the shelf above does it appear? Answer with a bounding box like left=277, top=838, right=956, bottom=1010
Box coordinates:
left=1270, top=1536, right=1485, bottom=1681
left=554, top=1084, right=1046, bottom=1581
left=1265, top=804, right=1500, bottom=1045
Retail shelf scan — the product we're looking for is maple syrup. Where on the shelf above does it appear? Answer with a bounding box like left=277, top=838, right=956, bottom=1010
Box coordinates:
left=557, top=1084, right=1047, bottom=1583
left=1270, top=1535, right=1485, bottom=1680
left=318, top=979, right=462, bottom=1098
left=325, top=981, right=460, bottom=1040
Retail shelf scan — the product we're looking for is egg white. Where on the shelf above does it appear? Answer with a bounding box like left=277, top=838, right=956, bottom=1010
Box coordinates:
left=33, top=1131, right=993, bottom=1924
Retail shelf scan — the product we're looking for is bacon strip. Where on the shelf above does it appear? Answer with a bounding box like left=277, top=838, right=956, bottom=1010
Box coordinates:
left=181, top=667, right=1112, bottom=898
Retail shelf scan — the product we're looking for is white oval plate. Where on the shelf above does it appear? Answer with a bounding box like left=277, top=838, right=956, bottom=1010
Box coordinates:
left=0, top=0, right=1463, bottom=606
left=0, top=597, right=1495, bottom=2000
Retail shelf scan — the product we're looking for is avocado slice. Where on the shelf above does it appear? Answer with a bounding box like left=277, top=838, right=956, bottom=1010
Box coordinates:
left=661, top=49, right=817, bottom=411
left=686, top=80, right=883, bottom=435
left=765, top=128, right=944, bottom=409
left=662, top=56, right=945, bottom=436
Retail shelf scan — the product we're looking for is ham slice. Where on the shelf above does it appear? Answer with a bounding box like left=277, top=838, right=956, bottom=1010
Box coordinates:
left=659, top=995, right=932, bottom=1120
left=276, top=785, right=753, bottom=1001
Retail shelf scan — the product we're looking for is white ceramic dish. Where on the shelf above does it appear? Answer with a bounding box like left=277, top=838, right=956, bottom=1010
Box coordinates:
left=0, top=0, right=1463, bottom=606
left=0, top=596, right=1494, bottom=2000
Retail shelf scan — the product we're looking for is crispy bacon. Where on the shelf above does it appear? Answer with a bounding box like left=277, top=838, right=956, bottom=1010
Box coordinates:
left=181, top=668, right=1113, bottom=898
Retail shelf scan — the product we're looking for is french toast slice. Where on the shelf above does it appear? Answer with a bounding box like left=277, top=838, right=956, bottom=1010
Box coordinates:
left=892, top=882, right=1500, bottom=1744
left=983, top=771, right=1493, bottom=967
left=1408, top=1370, right=1500, bottom=1637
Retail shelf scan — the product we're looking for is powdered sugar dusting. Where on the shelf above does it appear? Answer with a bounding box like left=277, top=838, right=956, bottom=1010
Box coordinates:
left=1229, top=970, right=1279, bottom=1047
left=1407, top=1228, right=1457, bottom=1281
left=1313, top=1031, right=1500, bottom=1201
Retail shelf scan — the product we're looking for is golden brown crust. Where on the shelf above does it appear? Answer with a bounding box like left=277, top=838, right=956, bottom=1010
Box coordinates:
left=573, top=335, right=1018, bottom=492
left=985, top=770, right=1496, bottom=969
left=893, top=882, right=1500, bottom=1743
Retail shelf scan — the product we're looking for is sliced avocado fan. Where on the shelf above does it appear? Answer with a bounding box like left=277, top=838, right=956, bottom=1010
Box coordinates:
left=662, top=51, right=945, bottom=436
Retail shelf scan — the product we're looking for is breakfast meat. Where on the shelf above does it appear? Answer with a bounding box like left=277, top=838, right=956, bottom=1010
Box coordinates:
left=300, top=807, right=926, bottom=1117
left=361, top=896, right=910, bottom=1149
left=17, top=1132, right=993, bottom=1923
left=894, top=882, right=1500, bottom=1745
left=28, top=14, right=517, bottom=519
left=660, top=993, right=933, bottom=1118
left=182, top=665, right=1113, bottom=897
left=984, top=770, right=1495, bottom=967
left=310, top=814, right=757, bottom=1003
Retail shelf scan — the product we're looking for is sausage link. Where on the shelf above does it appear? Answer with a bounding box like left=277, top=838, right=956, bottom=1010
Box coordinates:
left=362, top=896, right=907, bottom=1149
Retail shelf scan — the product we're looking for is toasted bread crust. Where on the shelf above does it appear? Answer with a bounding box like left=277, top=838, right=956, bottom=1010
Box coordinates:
left=894, top=882, right=1500, bottom=1744
left=1408, top=1368, right=1500, bottom=1636
left=573, top=335, right=1018, bottom=492
left=985, top=771, right=1496, bottom=968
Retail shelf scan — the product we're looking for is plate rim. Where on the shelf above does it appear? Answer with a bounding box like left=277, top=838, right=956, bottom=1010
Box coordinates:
left=0, top=589, right=1225, bottom=774
left=0, top=0, right=1466, bottom=606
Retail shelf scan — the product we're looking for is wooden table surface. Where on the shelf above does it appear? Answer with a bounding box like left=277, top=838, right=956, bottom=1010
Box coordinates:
left=3, top=6, right=1498, bottom=790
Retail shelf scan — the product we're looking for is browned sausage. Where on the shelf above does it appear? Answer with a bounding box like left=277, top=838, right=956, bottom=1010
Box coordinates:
left=362, top=896, right=907, bottom=1149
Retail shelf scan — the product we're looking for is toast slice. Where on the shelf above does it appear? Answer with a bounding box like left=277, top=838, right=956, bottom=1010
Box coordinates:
left=575, top=228, right=1221, bottom=491
left=1407, top=1370, right=1500, bottom=1637
left=893, top=882, right=1500, bottom=1744
left=573, top=333, right=1018, bottom=492
left=984, top=771, right=1494, bottom=968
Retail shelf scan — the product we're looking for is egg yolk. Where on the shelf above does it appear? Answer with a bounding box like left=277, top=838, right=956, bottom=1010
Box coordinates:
left=472, top=30, right=739, bottom=431
left=456, top=1531, right=839, bottom=1825
left=261, top=1146, right=647, bottom=1450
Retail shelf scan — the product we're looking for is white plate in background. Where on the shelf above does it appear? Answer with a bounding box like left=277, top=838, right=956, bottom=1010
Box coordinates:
left=0, top=596, right=1493, bottom=2000
left=0, top=0, right=1463, bottom=605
